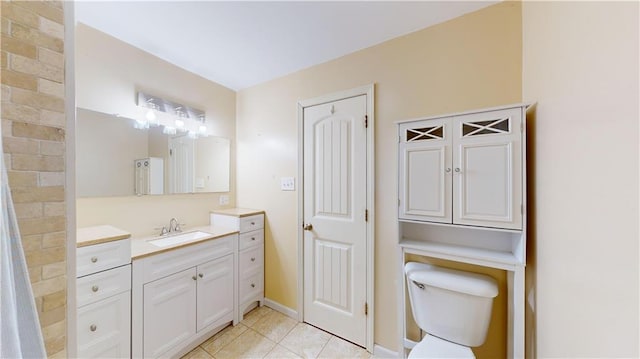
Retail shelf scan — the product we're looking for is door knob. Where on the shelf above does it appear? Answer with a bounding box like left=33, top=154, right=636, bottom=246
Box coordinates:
left=199, top=273, right=204, bottom=278
left=303, top=224, right=313, bottom=231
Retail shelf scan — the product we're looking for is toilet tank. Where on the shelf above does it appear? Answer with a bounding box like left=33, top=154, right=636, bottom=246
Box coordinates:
left=405, top=262, right=498, bottom=347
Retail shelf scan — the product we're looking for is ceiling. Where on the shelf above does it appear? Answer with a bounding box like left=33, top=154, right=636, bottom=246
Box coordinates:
left=75, top=1, right=497, bottom=91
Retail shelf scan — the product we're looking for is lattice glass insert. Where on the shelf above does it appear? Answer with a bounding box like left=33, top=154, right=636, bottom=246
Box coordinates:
left=462, top=117, right=510, bottom=137
left=406, top=126, right=444, bottom=142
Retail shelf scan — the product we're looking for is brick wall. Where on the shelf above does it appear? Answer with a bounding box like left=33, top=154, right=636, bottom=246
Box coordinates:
left=1, top=1, right=67, bottom=357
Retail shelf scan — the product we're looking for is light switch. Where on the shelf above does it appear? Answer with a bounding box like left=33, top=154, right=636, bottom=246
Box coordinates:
left=219, top=195, right=229, bottom=205
left=281, top=177, right=295, bottom=191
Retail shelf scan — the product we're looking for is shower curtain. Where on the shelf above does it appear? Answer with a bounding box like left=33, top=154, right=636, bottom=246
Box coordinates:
left=1, top=135, right=47, bottom=357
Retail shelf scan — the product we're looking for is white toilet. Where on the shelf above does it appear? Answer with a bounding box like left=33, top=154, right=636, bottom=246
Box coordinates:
left=404, top=262, right=499, bottom=358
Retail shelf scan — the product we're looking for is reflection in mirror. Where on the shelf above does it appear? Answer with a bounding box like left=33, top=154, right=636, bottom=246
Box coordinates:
left=77, top=108, right=230, bottom=197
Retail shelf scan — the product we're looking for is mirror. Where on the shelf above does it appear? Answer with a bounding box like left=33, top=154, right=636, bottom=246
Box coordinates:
left=77, top=108, right=230, bottom=197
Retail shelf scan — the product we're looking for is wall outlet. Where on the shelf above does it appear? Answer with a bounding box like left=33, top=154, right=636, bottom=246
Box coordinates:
left=219, top=194, right=229, bottom=205
left=281, top=177, right=295, bottom=191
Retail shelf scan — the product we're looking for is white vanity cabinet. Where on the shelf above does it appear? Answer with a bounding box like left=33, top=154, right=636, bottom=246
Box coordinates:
left=132, top=234, right=237, bottom=358
left=75, top=226, right=132, bottom=359
left=397, top=104, right=529, bottom=359
left=211, top=209, right=265, bottom=321
left=399, top=106, right=523, bottom=230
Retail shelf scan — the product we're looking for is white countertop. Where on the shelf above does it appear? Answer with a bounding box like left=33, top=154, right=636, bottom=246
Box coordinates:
left=210, top=208, right=264, bottom=217
left=130, top=225, right=239, bottom=260
left=77, top=225, right=131, bottom=248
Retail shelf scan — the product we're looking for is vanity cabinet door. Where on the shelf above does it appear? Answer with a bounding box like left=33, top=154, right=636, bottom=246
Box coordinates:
left=196, top=254, right=234, bottom=332
left=452, top=108, right=522, bottom=230
left=143, top=268, right=197, bottom=358
left=398, top=118, right=452, bottom=223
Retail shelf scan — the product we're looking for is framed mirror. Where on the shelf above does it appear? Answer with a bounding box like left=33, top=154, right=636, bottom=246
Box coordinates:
left=77, top=108, right=230, bottom=197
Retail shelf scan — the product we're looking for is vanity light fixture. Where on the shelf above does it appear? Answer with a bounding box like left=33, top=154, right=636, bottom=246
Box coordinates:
left=137, top=92, right=206, bottom=136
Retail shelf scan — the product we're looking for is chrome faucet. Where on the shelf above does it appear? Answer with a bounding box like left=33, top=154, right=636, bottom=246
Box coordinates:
left=169, top=218, right=182, bottom=233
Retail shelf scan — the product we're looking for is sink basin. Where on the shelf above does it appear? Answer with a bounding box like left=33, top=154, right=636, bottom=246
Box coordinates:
left=147, top=231, right=212, bottom=248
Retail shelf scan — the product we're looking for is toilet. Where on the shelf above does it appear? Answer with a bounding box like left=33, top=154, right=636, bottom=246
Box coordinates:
left=404, top=262, right=499, bottom=358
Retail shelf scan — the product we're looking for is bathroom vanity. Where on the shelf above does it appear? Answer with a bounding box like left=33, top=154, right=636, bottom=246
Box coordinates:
left=397, top=104, right=529, bottom=358
left=77, top=208, right=265, bottom=359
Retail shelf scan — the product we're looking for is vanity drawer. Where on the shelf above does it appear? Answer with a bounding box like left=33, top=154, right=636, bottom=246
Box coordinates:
left=77, top=239, right=131, bottom=277
left=77, top=291, right=131, bottom=358
left=239, top=215, right=264, bottom=233
left=239, top=229, right=264, bottom=251
left=239, top=271, right=263, bottom=304
left=77, top=265, right=131, bottom=308
left=239, top=246, right=263, bottom=275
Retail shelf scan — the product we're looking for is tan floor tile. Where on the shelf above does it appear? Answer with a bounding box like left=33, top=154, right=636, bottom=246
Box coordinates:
left=241, top=305, right=273, bottom=327
left=280, top=323, right=331, bottom=358
left=264, top=344, right=302, bottom=359
left=202, top=323, right=249, bottom=355
left=181, top=346, right=214, bottom=359
left=214, top=329, right=276, bottom=359
left=317, top=336, right=371, bottom=359
left=250, top=310, right=297, bottom=343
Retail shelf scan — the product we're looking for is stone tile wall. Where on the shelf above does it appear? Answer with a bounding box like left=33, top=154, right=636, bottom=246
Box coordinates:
left=1, top=1, right=67, bottom=357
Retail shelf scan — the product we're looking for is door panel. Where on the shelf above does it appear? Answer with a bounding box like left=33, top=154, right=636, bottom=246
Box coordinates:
left=453, top=108, right=522, bottom=229
left=196, top=254, right=234, bottom=331
left=143, top=268, right=196, bottom=358
left=303, top=95, right=367, bottom=346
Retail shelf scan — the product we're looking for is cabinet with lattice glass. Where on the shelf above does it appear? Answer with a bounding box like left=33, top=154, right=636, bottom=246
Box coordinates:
left=398, top=106, right=523, bottom=230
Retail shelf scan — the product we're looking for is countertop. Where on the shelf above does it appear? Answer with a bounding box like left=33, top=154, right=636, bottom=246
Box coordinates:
left=210, top=208, right=264, bottom=217
left=77, top=225, right=131, bottom=248
left=130, top=225, right=239, bottom=260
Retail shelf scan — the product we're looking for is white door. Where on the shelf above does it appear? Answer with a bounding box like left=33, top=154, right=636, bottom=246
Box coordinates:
left=143, top=268, right=196, bottom=358
left=169, top=135, right=195, bottom=193
left=453, top=108, right=522, bottom=229
left=196, top=254, right=234, bottom=331
left=303, top=95, right=367, bottom=346
left=399, top=118, right=452, bottom=223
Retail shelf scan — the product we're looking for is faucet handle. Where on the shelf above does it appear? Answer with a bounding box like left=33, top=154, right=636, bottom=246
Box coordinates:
left=174, top=223, right=186, bottom=233
left=154, top=226, right=169, bottom=236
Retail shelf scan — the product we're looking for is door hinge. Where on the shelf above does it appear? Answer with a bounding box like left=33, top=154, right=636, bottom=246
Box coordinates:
left=364, top=302, right=368, bottom=316
left=398, top=198, right=401, bottom=207
left=365, top=209, right=369, bottom=222
left=364, top=115, right=368, bottom=128
left=521, top=204, right=523, bottom=214
left=169, top=149, right=173, bottom=156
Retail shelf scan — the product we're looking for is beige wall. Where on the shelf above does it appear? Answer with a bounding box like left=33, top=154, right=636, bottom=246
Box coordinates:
left=1, top=1, right=68, bottom=356
left=522, top=2, right=639, bottom=357
left=236, top=2, right=522, bottom=352
left=74, top=24, right=237, bottom=235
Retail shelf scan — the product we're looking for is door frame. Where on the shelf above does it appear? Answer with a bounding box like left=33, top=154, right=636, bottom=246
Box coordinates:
left=296, top=84, right=375, bottom=352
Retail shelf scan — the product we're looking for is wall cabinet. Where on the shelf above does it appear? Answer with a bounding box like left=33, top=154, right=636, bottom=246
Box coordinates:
left=76, top=238, right=131, bottom=358
left=399, top=107, right=522, bottom=230
left=211, top=209, right=265, bottom=321
left=132, top=234, right=236, bottom=358
left=397, top=104, right=529, bottom=359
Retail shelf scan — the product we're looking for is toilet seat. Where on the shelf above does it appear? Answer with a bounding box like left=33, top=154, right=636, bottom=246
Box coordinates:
left=408, top=334, right=475, bottom=359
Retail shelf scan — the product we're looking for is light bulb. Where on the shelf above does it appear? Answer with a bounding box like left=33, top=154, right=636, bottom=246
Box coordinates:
left=175, top=118, right=185, bottom=128
left=187, top=130, right=197, bottom=139
left=198, top=123, right=207, bottom=134
left=146, top=109, right=156, bottom=121
left=163, top=126, right=176, bottom=135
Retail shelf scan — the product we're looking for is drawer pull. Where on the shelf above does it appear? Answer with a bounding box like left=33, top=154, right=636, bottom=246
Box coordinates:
left=91, top=285, right=99, bottom=292
left=90, top=324, right=97, bottom=332
left=251, top=221, right=255, bottom=225
left=192, top=276, right=197, bottom=281
left=251, top=257, right=256, bottom=262
left=199, top=273, right=204, bottom=278
left=251, top=237, right=256, bottom=241
left=90, top=256, right=98, bottom=263
left=251, top=283, right=255, bottom=288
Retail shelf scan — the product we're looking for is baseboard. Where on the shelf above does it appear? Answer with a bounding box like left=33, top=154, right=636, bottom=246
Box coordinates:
left=264, top=298, right=298, bottom=320
left=373, top=344, right=401, bottom=358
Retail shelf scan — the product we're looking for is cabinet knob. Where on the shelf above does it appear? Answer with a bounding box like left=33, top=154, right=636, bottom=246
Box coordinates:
left=251, top=237, right=256, bottom=241
left=454, top=168, right=461, bottom=173
left=251, top=283, right=255, bottom=288
left=91, top=285, right=99, bottom=292
left=445, top=168, right=451, bottom=173
left=303, top=224, right=313, bottom=231
left=199, top=273, right=204, bottom=278
left=90, top=256, right=98, bottom=263
left=192, top=276, right=197, bottom=281
left=251, top=257, right=255, bottom=262
left=251, top=221, right=255, bottom=226
left=90, top=324, right=97, bottom=332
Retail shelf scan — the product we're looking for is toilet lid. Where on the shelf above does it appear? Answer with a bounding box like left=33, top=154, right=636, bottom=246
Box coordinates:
left=408, top=335, right=475, bottom=359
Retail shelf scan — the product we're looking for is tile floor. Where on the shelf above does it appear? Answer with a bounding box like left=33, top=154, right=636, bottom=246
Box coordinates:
left=181, top=306, right=373, bottom=359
